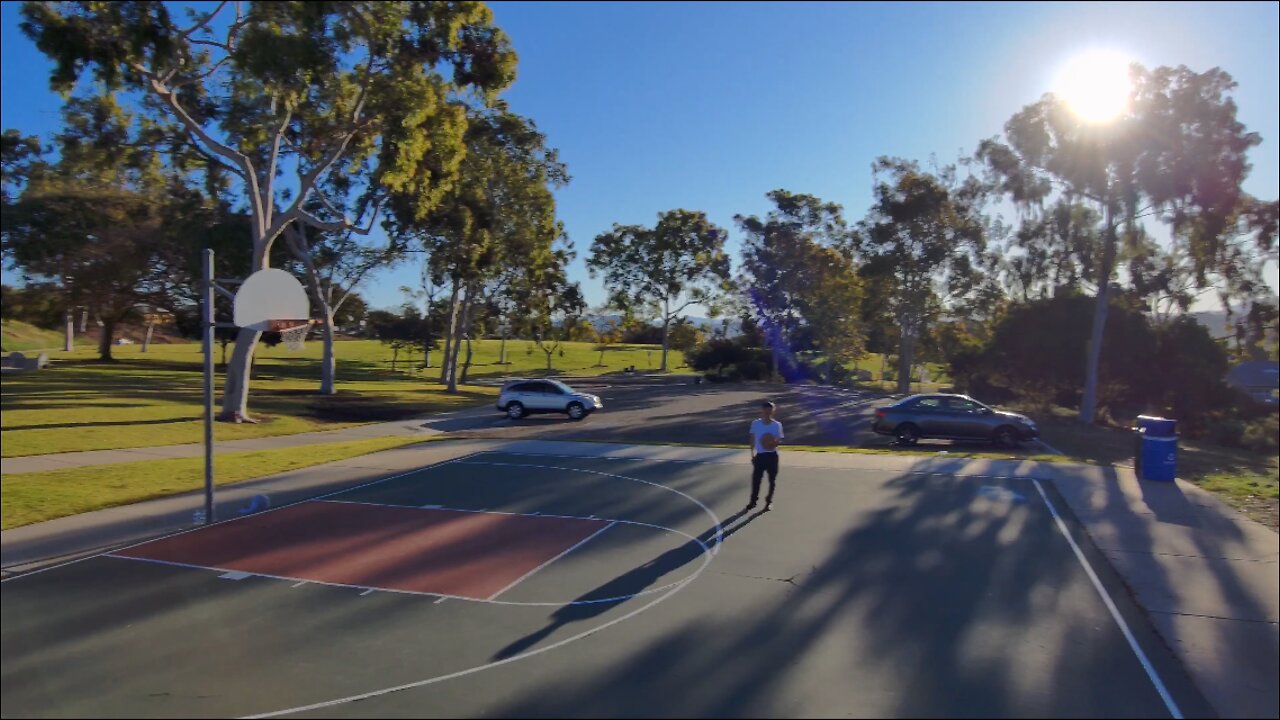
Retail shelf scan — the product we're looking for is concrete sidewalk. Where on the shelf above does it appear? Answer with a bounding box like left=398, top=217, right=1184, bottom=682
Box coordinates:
left=2, top=439, right=1275, bottom=719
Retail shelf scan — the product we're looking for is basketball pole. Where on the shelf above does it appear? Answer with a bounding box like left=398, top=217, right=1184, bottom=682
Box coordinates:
left=202, top=249, right=216, bottom=525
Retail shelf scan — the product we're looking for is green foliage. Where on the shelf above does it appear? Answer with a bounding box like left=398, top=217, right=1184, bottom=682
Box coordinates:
left=979, top=63, right=1266, bottom=422
left=688, top=337, right=770, bottom=381
left=588, top=208, right=731, bottom=369
left=737, top=189, right=861, bottom=379
left=966, top=295, right=1237, bottom=431
left=856, top=157, right=987, bottom=393
left=666, top=318, right=704, bottom=352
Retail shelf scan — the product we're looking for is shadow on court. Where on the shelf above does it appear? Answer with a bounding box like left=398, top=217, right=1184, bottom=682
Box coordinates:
left=482, top=469, right=1215, bottom=719
left=494, top=507, right=768, bottom=661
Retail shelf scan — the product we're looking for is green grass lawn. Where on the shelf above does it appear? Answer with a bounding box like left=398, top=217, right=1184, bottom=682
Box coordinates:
left=1, top=319, right=66, bottom=352
left=2, top=338, right=678, bottom=457
left=0, top=435, right=437, bottom=529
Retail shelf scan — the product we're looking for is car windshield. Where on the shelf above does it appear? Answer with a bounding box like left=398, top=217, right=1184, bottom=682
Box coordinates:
left=547, top=380, right=574, bottom=394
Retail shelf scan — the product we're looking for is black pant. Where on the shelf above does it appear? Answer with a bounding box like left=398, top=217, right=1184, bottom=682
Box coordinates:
left=751, top=452, right=779, bottom=504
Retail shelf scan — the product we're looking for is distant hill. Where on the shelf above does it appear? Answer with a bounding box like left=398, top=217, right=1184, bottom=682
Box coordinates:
left=584, top=314, right=740, bottom=335
left=1190, top=302, right=1279, bottom=339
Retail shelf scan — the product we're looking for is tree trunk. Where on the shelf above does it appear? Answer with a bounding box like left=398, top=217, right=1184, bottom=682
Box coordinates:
left=440, top=283, right=461, bottom=384
left=499, top=328, right=508, bottom=365
left=461, top=334, right=474, bottom=384
left=445, top=284, right=473, bottom=393
left=320, top=309, right=336, bottom=395
left=896, top=319, right=914, bottom=396
left=1079, top=206, right=1117, bottom=425
left=545, top=348, right=554, bottom=370
left=660, top=306, right=671, bottom=372
left=453, top=286, right=476, bottom=391
left=219, top=327, right=263, bottom=422
left=391, top=346, right=399, bottom=371
left=142, top=321, right=155, bottom=353
left=97, top=317, right=116, bottom=361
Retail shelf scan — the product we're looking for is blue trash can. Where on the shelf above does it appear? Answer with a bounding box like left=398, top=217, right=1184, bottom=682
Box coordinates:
left=1134, top=415, right=1177, bottom=482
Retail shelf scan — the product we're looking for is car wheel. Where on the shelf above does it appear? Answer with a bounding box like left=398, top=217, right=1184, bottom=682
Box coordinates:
left=895, top=423, right=920, bottom=446
left=994, top=425, right=1020, bottom=448
left=506, top=402, right=526, bottom=419
left=567, top=402, right=586, bottom=421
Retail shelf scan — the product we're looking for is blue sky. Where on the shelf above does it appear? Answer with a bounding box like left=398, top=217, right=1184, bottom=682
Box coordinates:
left=3, top=1, right=1277, bottom=313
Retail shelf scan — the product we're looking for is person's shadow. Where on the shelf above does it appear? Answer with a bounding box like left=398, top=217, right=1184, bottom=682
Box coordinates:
left=492, top=506, right=767, bottom=661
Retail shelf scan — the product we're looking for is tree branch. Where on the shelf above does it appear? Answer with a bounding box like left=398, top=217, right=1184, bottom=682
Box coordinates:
left=263, top=105, right=294, bottom=228
left=178, top=0, right=230, bottom=40
left=141, top=70, right=265, bottom=238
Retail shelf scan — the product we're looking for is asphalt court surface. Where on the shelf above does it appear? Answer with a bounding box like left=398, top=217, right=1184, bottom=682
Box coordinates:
left=1, top=450, right=1211, bottom=718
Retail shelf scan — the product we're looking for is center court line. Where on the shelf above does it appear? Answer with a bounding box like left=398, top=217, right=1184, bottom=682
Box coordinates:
left=1031, top=479, right=1183, bottom=719
left=485, top=521, right=617, bottom=601
left=456, top=460, right=726, bottom=556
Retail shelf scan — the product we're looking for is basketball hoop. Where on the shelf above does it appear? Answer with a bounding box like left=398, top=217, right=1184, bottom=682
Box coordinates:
left=263, top=319, right=313, bottom=351
left=233, top=269, right=313, bottom=352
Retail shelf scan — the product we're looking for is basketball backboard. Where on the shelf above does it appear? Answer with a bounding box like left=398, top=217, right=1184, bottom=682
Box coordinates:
left=233, top=269, right=310, bottom=331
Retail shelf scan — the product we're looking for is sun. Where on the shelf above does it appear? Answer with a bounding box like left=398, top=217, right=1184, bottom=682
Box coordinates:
left=1056, top=50, right=1134, bottom=124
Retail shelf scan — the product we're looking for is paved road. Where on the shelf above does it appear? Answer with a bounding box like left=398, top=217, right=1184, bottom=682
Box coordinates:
left=427, top=380, right=892, bottom=448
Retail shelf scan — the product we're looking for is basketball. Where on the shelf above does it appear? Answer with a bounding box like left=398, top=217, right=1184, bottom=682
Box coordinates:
left=760, top=433, right=779, bottom=451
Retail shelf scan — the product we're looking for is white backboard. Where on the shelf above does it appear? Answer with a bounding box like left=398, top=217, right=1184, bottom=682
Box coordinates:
left=233, top=269, right=310, bottom=331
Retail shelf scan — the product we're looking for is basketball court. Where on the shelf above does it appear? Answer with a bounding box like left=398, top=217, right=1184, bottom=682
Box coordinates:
left=1, top=448, right=1212, bottom=718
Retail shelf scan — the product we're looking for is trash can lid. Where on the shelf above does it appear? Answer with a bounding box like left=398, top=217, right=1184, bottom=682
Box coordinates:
left=1136, top=415, right=1177, bottom=436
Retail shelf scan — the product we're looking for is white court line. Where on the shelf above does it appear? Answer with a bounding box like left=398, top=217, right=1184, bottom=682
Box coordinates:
left=458, top=460, right=726, bottom=556
left=486, top=522, right=617, bottom=601
left=243, top=572, right=707, bottom=719
left=105, top=554, right=455, bottom=601
left=1031, top=479, right=1183, bottom=719
left=1, top=452, right=486, bottom=584
left=104, top=500, right=706, bottom=608
left=360, top=589, right=376, bottom=596
left=239, top=455, right=724, bottom=718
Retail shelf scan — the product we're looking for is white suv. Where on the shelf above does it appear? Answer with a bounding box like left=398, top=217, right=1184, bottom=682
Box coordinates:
left=496, top=379, right=603, bottom=421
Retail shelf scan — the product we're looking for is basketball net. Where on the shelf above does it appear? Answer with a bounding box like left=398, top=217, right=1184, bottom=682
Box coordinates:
left=265, top=319, right=312, bottom=351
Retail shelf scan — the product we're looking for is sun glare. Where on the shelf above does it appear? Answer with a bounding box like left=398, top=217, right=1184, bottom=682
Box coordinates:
left=1056, top=50, right=1133, bottom=124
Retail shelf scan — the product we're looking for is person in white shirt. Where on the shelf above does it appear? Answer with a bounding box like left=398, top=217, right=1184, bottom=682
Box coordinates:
left=747, top=401, right=784, bottom=510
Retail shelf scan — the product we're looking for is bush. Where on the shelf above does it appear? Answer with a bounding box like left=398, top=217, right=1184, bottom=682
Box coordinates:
left=1241, top=414, right=1279, bottom=453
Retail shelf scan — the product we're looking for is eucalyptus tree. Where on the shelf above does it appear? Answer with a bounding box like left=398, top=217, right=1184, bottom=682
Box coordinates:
left=855, top=158, right=987, bottom=394
left=404, top=107, right=567, bottom=392
left=588, top=209, right=731, bottom=371
left=979, top=63, right=1263, bottom=423
left=736, top=190, right=854, bottom=380
left=21, top=0, right=516, bottom=420
left=4, top=94, right=201, bottom=359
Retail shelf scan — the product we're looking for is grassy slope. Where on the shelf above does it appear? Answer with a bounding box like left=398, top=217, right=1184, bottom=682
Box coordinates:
left=1, top=320, right=65, bottom=352
left=0, top=435, right=436, bottom=529
left=2, top=339, right=681, bottom=457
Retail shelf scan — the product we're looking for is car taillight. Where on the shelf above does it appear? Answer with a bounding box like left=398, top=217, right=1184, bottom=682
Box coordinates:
left=875, top=409, right=886, bottom=418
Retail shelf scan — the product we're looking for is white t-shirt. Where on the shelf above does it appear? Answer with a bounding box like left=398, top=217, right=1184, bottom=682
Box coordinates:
left=750, top=418, right=784, bottom=454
